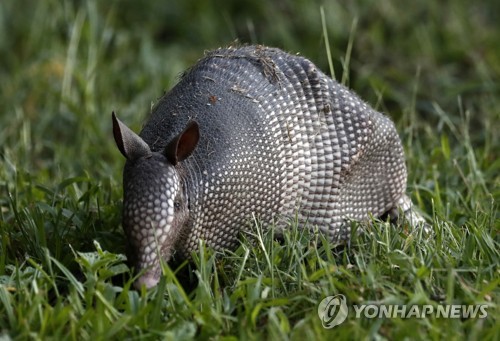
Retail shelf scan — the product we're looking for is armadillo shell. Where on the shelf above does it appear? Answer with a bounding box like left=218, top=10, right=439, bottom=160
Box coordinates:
left=137, top=45, right=407, bottom=258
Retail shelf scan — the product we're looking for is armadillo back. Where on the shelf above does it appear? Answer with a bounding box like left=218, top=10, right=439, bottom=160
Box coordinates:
left=139, top=46, right=407, bottom=256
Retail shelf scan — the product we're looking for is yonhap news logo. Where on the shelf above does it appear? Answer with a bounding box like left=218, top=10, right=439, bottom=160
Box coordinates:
left=318, top=295, right=489, bottom=328
left=317, top=295, right=348, bottom=328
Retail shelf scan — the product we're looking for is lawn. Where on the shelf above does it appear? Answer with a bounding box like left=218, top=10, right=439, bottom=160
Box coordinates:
left=0, top=0, right=498, bottom=339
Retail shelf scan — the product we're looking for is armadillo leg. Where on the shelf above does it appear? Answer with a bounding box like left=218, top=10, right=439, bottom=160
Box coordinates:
left=386, top=195, right=431, bottom=233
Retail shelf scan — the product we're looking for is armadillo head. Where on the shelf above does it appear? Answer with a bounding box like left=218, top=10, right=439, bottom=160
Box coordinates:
left=112, top=112, right=199, bottom=289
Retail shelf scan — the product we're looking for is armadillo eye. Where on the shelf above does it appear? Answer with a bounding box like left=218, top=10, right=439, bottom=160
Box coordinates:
left=174, top=201, right=181, bottom=210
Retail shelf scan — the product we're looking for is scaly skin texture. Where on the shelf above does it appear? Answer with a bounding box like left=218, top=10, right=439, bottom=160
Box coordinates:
left=113, top=46, right=425, bottom=288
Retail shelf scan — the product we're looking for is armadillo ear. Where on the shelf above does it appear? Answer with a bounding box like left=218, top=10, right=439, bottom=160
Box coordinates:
left=165, top=120, right=200, bottom=165
left=112, top=111, right=152, bottom=161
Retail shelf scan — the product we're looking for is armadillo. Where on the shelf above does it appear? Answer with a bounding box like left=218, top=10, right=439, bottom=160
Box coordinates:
left=112, top=45, right=426, bottom=289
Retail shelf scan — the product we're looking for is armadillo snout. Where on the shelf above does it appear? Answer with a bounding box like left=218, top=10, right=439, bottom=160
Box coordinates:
left=134, top=270, right=161, bottom=289
left=122, top=154, right=187, bottom=285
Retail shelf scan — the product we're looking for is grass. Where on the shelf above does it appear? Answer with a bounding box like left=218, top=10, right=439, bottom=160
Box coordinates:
left=0, top=0, right=498, bottom=339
